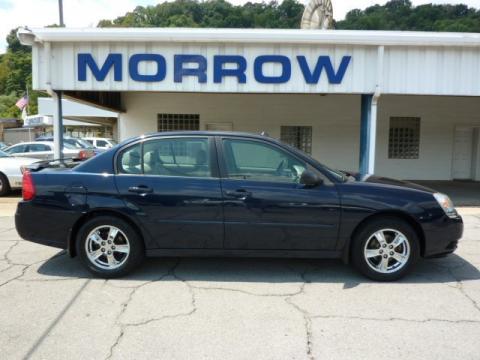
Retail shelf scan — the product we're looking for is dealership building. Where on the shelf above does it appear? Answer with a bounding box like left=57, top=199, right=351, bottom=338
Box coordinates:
left=18, top=26, right=480, bottom=181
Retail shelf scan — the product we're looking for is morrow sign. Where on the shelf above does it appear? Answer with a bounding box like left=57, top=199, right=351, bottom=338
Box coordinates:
left=78, top=53, right=352, bottom=85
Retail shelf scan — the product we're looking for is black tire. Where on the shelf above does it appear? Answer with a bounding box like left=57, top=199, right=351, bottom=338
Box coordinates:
left=0, top=173, right=11, bottom=197
left=76, top=216, right=145, bottom=278
left=351, top=216, right=420, bottom=281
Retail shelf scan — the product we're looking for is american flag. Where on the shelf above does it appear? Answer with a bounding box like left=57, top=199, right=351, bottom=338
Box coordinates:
left=15, top=95, right=29, bottom=110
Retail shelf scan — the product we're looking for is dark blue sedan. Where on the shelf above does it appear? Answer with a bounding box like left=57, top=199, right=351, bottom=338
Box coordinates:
left=15, top=132, right=463, bottom=281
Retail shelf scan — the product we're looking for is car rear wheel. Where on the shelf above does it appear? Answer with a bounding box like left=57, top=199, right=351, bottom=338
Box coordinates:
left=0, top=173, right=10, bottom=196
left=351, top=217, right=420, bottom=281
left=77, top=216, right=145, bottom=278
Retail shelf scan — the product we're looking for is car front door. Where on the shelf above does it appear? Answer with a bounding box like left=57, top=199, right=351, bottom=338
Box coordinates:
left=5, top=144, right=27, bottom=157
left=218, top=137, right=340, bottom=251
left=114, top=136, right=224, bottom=249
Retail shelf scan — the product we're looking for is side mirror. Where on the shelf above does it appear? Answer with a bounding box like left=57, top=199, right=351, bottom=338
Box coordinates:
left=300, top=170, right=323, bottom=188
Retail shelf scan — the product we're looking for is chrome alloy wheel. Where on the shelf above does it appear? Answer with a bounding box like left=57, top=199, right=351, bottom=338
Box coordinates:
left=85, top=225, right=130, bottom=270
left=0, top=177, right=3, bottom=192
left=363, top=229, right=411, bottom=274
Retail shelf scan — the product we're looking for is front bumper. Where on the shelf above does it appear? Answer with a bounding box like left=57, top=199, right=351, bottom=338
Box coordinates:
left=422, top=214, right=463, bottom=258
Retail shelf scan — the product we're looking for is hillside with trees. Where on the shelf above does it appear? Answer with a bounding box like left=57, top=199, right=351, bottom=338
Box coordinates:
left=1, top=0, right=480, bottom=118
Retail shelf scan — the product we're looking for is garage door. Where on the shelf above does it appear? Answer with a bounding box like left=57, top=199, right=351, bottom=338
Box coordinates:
left=452, top=127, right=473, bottom=180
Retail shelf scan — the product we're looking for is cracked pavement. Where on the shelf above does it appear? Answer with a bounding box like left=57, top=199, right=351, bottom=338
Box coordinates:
left=0, top=206, right=479, bottom=360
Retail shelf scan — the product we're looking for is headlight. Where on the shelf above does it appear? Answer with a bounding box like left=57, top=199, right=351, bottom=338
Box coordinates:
left=433, top=193, right=458, bottom=218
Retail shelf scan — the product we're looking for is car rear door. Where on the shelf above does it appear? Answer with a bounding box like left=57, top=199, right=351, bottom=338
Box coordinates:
left=217, top=136, right=340, bottom=251
left=114, top=136, right=224, bottom=249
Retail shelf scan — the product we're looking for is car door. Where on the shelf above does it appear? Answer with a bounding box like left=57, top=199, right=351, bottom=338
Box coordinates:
left=114, top=136, right=224, bottom=249
left=96, top=139, right=109, bottom=149
left=218, top=137, right=340, bottom=251
left=25, top=143, right=53, bottom=160
left=5, top=144, right=27, bottom=157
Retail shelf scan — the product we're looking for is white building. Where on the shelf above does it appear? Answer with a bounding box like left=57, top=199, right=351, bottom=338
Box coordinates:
left=18, top=27, right=480, bottom=181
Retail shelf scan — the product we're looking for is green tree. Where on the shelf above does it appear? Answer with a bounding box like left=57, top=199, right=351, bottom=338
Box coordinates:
left=0, top=28, right=41, bottom=118
left=336, top=0, right=480, bottom=32
left=97, top=0, right=305, bottom=29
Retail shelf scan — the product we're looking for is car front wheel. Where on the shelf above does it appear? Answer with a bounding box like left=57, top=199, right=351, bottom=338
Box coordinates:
left=352, top=217, right=420, bottom=281
left=77, top=216, right=145, bottom=278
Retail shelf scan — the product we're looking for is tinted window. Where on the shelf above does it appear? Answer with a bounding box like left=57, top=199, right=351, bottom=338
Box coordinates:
left=6, top=144, right=26, bottom=154
left=118, top=143, right=142, bottom=174
left=27, top=144, right=50, bottom=152
left=223, top=139, right=306, bottom=183
left=144, top=138, right=211, bottom=178
left=84, top=139, right=94, bottom=145
left=97, top=140, right=108, bottom=147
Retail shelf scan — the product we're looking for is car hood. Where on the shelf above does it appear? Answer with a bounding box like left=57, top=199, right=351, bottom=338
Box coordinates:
left=343, top=171, right=436, bottom=194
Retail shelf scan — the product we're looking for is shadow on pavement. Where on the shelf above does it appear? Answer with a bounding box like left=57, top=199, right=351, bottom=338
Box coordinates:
left=36, top=251, right=480, bottom=286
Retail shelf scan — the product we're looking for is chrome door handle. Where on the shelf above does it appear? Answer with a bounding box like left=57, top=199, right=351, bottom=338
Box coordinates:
left=225, top=189, right=251, bottom=199
left=128, top=185, right=153, bottom=194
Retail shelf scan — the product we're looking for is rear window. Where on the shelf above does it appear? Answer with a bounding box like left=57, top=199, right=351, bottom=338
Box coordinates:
left=117, top=138, right=211, bottom=178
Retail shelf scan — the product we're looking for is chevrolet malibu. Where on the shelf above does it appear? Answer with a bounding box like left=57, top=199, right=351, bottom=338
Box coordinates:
left=15, top=132, right=463, bottom=281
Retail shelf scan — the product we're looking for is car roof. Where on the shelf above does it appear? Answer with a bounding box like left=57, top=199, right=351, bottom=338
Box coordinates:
left=138, top=131, right=275, bottom=142
left=10, top=141, right=52, bottom=146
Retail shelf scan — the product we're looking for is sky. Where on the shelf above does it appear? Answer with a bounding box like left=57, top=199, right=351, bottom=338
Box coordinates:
left=1, top=0, right=480, bottom=53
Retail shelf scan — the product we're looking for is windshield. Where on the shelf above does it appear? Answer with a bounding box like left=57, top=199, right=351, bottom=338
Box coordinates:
left=280, top=142, right=347, bottom=182
left=109, top=139, right=118, bottom=145
left=65, top=138, right=94, bottom=149
left=0, top=150, right=9, bottom=158
left=63, top=142, right=78, bottom=150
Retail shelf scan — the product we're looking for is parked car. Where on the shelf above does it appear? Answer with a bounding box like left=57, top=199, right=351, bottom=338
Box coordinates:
left=83, top=137, right=117, bottom=150
left=0, top=150, right=38, bottom=196
left=4, top=141, right=94, bottom=161
left=36, top=135, right=101, bottom=155
left=15, top=131, right=463, bottom=281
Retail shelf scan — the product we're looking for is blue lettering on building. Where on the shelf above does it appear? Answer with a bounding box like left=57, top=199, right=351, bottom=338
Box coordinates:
left=174, top=55, right=207, bottom=83
left=213, top=55, right=247, bottom=84
left=78, top=53, right=351, bottom=85
left=78, top=53, right=122, bottom=81
left=297, top=55, right=351, bottom=84
left=129, top=54, right=166, bottom=82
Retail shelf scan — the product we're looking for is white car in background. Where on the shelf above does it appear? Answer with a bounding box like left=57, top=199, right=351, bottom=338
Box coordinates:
left=83, top=137, right=117, bottom=150
left=0, top=150, right=38, bottom=196
left=3, top=141, right=94, bottom=161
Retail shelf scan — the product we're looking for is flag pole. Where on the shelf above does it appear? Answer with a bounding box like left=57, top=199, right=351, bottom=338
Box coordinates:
left=25, top=86, right=29, bottom=116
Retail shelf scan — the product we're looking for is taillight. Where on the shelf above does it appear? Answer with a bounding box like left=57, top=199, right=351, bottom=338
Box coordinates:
left=22, top=171, right=36, bottom=201
left=78, top=150, right=93, bottom=160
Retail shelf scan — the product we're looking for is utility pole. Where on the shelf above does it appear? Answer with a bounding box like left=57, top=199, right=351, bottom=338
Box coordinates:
left=59, top=0, right=65, bottom=27
left=54, top=0, right=65, bottom=160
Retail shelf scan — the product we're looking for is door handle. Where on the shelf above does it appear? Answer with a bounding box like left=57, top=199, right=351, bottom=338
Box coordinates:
left=225, top=189, right=251, bottom=199
left=128, top=185, right=153, bottom=194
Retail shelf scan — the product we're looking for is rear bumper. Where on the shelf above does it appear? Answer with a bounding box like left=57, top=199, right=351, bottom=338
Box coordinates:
left=422, top=215, right=463, bottom=258
left=15, top=201, right=78, bottom=249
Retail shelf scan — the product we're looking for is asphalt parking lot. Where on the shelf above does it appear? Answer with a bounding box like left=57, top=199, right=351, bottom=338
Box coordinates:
left=1, top=198, right=479, bottom=359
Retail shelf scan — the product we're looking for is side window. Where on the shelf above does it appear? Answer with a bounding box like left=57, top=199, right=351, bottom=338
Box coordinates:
left=118, top=143, right=142, bottom=174
left=27, top=144, right=48, bottom=152
left=143, top=138, right=211, bottom=178
left=6, top=145, right=25, bottom=154
left=223, top=139, right=306, bottom=183
left=97, top=140, right=108, bottom=148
